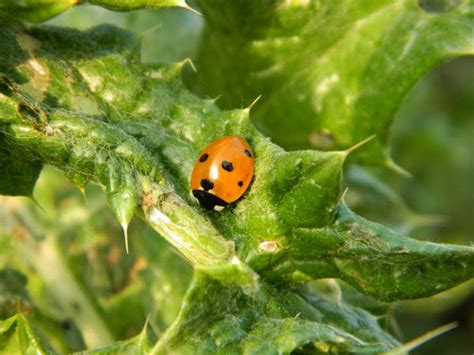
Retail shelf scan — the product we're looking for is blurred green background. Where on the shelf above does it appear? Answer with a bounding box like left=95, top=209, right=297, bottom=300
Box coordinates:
left=0, top=3, right=472, bottom=353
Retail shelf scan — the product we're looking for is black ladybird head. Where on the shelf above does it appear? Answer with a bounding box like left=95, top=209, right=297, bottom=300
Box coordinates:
left=193, top=190, right=228, bottom=211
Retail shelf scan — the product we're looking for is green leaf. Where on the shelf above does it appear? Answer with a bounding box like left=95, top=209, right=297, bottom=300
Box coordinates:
left=0, top=23, right=472, bottom=303
left=0, top=313, right=50, bottom=354
left=86, top=325, right=150, bottom=354
left=82, top=0, right=193, bottom=12
left=0, top=1, right=76, bottom=24
left=261, top=203, right=474, bottom=301
left=152, top=273, right=400, bottom=354
left=190, top=0, right=474, bottom=163
left=0, top=0, right=195, bottom=25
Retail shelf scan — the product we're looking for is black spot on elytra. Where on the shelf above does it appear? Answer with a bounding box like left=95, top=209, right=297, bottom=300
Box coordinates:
left=200, top=179, right=214, bottom=191
left=222, top=160, right=233, bottom=172
left=238, top=181, right=243, bottom=187
left=244, top=149, right=252, bottom=158
left=199, top=153, right=209, bottom=162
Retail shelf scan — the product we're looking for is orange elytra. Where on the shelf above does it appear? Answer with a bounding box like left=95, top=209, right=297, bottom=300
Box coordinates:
left=191, top=136, right=255, bottom=211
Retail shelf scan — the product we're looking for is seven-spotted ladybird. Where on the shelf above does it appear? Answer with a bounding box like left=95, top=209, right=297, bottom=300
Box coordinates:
left=191, top=136, right=254, bottom=211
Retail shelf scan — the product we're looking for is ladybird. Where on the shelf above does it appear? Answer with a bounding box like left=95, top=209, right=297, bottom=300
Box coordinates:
left=191, top=136, right=254, bottom=211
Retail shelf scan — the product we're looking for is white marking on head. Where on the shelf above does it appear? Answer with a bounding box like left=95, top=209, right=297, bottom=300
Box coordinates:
left=214, top=205, right=225, bottom=212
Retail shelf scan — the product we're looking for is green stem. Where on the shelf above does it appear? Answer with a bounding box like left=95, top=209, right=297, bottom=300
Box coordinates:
left=140, top=184, right=234, bottom=265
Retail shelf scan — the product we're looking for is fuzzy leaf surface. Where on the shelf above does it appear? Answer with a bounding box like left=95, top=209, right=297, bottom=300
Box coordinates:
left=152, top=273, right=400, bottom=354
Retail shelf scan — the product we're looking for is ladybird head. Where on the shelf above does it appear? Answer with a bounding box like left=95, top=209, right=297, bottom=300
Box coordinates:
left=192, top=190, right=228, bottom=211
